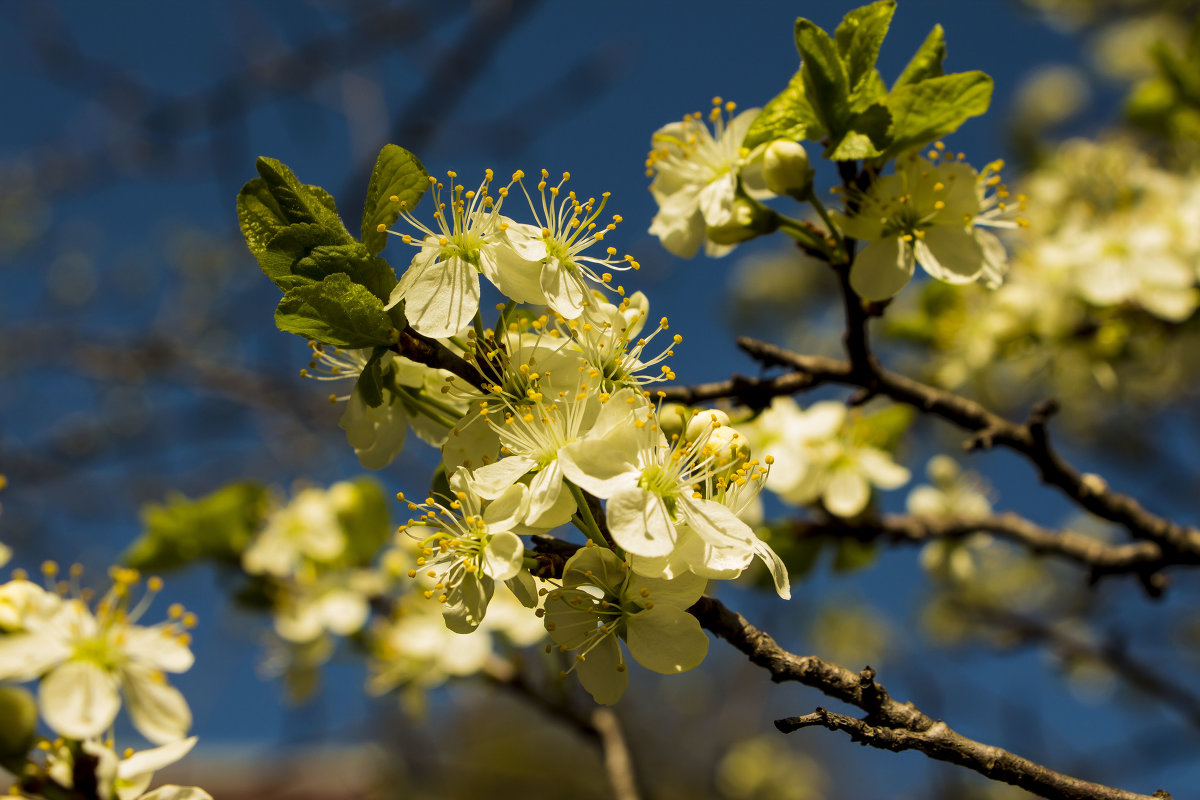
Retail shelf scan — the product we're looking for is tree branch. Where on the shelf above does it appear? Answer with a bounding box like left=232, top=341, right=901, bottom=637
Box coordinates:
left=690, top=596, right=1174, bottom=800
left=788, top=512, right=1171, bottom=595
left=483, top=658, right=643, bottom=800
left=662, top=336, right=1200, bottom=565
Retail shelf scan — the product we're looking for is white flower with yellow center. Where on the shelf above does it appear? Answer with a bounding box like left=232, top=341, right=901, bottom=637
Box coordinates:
left=543, top=544, right=708, bottom=705
left=385, top=169, right=517, bottom=338
left=499, top=170, right=640, bottom=319
left=398, top=469, right=531, bottom=633
left=746, top=398, right=910, bottom=518
left=563, top=291, right=682, bottom=391
left=302, top=343, right=466, bottom=469
left=0, top=569, right=195, bottom=744
left=559, top=398, right=785, bottom=595
left=834, top=146, right=1027, bottom=301
left=46, top=736, right=210, bottom=800
left=242, top=486, right=346, bottom=579
left=630, top=410, right=791, bottom=599
left=646, top=97, right=772, bottom=259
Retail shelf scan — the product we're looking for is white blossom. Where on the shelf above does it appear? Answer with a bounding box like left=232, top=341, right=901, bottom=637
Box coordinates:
left=646, top=98, right=772, bottom=258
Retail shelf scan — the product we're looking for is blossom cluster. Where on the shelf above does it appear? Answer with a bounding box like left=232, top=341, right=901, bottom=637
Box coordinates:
left=0, top=562, right=210, bottom=800
left=904, top=137, right=1200, bottom=406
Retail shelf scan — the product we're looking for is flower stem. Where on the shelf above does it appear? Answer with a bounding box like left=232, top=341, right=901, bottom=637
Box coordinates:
left=567, top=481, right=610, bottom=550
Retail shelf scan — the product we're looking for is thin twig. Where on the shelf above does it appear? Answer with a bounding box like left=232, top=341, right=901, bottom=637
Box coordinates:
left=483, top=658, right=644, bottom=800
left=662, top=336, right=1200, bottom=568
left=690, top=596, right=1174, bottom=800
left=788, top=513, right=1171, bottom=594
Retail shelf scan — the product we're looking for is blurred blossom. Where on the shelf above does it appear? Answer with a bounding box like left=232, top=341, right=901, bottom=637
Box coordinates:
left=1090, top=14, right=1187, bottom=80
left=809, top=602, right=892, bottom=669
left=743, top=398, right=909, bottom=518
left=1012, top=65, right=1091, bottom=131
left=716, top=735, right=828, bottom=800
left=909, top=137, right=1200, bottom=408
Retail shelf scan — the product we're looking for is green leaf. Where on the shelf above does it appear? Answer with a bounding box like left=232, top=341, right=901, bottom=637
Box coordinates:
left=125, top=483, right=268, bottom=571
left=827, top=103, right=892, bottom=160
left=834, top=1, right=896, bottom=90
left=293, top=242, right=398, bottom=302
left=849, top=69, right=889, bottom=112
left=275, top=272, right=397, bottom=348
left=744, top=70, right=825, bottom=149
left=795, top=19, right=851, bottom=142
left=255, top=156, right=346, bottom=231
left=894, top=24, right=946, bottom=89
left=237, top=178, right=288, bottom=257
left=356, top=346, right=389, bottom=409
left=362, top=144, right=430, bottom=255
left=256, top=223, right=350, bottom=287
left=832, top=537, right=878, bottom=573
left=336, top=477, right=391, bottom=567
left=882, top=71, right=993, bottom=159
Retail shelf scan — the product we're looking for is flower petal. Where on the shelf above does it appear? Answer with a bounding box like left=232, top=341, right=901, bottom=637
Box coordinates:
left=471, top=456, right=537, bottom=499
left=915, top=225, right=985, bottom=284
left=607, top=486, right=676, bottom=557
left=574, top=634, right=628, bottom=706
left=125, top=626, right=195, bottom=673
left=625, top=605, right=709, bottom=674
left=850, top=238, right=916, bottom=301
left=40, top=660, right=121, bottom=741
left=824, top=466, right=870, bottom=518
left=482, top=531, right=524, bottom=582
left=398, top=252, right=481, bottom=339
left=122, top=663, right=192, bottom=745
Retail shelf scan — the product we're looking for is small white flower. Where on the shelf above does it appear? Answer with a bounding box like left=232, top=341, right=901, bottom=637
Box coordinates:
left=46, top=736, right=210, bottom=800
left=646, top=97, right=772, bottom=258
left=385, top=169, right=517, bottom=338
left=0, top=571, right=195, bottom=744
left=746, top=398, right=910, bottom=518
left=397, top=469, right=530, bottom=633
left=544, top=544, right=709, bottom=705
left=498, top=169, right=639, bottom=319
left=834, top=147, right=1026, bottom=301
left=242, top=487, right=346, bottom=579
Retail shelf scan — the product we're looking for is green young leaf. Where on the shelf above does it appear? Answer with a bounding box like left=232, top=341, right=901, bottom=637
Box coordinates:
left=834, top=0, right=896, bottom=90
left=882, top=71, right=993, bottom=159
left=125, top=483, right=268, bottom=571
left=744, top=70, right=825, bottom=149
left=361, top=144, right=430, bottom=255
left=893, top=24, right=946, bottom=89
left=237, top=178, right=289, bottom=257
left=795, top=18, right=851, bottom=142
left=256, top=223, right=350, bottom=288
left=254, top=156, right=347, bottom=231
left=355, top=346, right=389, bottom=409
left=336, top=477, right=392, bottom=567
left=275, top=272, right=397, bottom=348
left=292, top=242, right=398, bottom=302
left=826, top=103, right=892, bottom=160
left=849, top=69, right=889, bottom=111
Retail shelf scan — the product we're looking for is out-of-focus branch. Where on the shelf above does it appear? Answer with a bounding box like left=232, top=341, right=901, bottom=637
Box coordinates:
left=483, top=658, right=643, bottom=800
left=968, top=605, right=1200, bottom=736
left=788, top=512, right=1171, bottom=593
left=690, top=596, right=1174, bottom=800
left=663, top=336, right=1200, bottom=572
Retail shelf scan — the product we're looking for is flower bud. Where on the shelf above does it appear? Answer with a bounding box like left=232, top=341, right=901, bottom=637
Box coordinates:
left=0, top=685, right=37, bottom=760
left=763, top=140, right=814, bottom=198
left=705, top=197, right=779, bottom=245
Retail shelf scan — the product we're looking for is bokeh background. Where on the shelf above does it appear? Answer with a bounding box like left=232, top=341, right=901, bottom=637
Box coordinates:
left=4, top=1, right=1200, bottom=798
